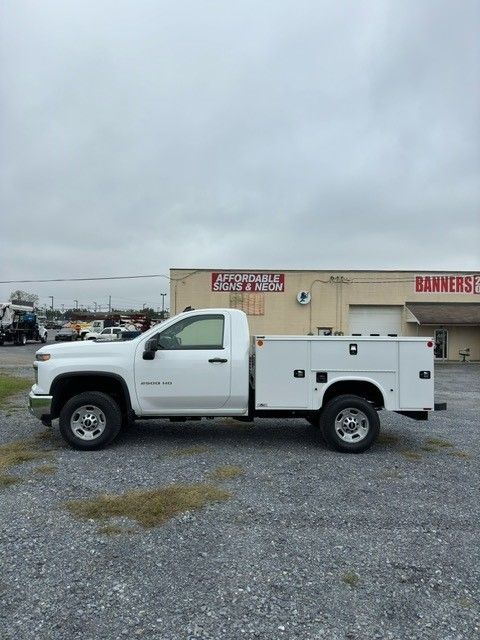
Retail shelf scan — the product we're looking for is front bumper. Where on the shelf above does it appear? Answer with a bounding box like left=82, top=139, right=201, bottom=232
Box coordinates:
left=28, top=391, right=53, bottom=420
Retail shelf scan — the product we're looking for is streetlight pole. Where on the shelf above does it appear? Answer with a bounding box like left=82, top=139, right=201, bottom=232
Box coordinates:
left=160, top=293, right=166, bottom=317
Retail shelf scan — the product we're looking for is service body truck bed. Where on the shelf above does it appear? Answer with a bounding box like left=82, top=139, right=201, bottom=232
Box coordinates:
left=28, top=308, right=445, bottom=453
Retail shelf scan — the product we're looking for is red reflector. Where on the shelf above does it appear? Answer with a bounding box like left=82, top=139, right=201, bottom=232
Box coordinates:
left=427, top=341, right=433, bottom=348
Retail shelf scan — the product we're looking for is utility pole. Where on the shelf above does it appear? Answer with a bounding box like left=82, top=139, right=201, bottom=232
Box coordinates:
left=160, top=293, right=166, bottom=317
left=49, top=296, right=54, bottom=310
left=108, top=295, right=111, bottom=313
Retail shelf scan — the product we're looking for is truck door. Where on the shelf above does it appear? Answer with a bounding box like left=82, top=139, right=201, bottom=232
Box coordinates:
left=134, top=313, right=231, bottom=414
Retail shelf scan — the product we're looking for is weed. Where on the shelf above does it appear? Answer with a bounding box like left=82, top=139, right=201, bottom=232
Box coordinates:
left=0, top=439, right=52, bottom=471
left=97, top=524, right=134, bottom=536
left=35, top=465, right=56, bottom=475
left=425, top=437, right=453, bottom=448
left=400, top=450, right=423, bottom=461
left=342, top=570, right=360, bottom=587
left=0, top=374, right=32, bottom=408
left=449, top=450, right=472, bottom=460
left=209, top=465, right=245, bottom=481
left=170, top=446, right=209, bottom=457
left=377, top=433, right=400, bottom=446
left=64, top=484, right=231, bottom=528
left=0, top=473, right=21, bottom=488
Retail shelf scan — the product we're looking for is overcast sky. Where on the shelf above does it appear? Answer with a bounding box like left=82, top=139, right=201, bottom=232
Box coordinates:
left=1, top=0, right=479, bottom=312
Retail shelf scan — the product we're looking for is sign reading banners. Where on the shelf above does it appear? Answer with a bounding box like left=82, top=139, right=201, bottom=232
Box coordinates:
left=212, top=272, right=285, bottom=292
left=415, top=274, right=480, bottom=295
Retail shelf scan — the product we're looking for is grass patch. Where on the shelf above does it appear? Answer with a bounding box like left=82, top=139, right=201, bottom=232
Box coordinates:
left=97, top=524, right=134, bottom=536
left=342, top=570, right=360, bottom=587
left=64, top=484, right=231, bottom=528
left=400, top=450, right=423, bottom=461
left=169, top=445, right=209, bottom=457
left=0, top=438, right=52, bottom=471
left=34, top=464, right=56, bottom=475
left=425, top=437, right=453, bottom=448
left=449, top=450, right=472, bottom=459
left=377, top=433, right=400, bottom=446
left=420, top=445, right=438, bottom=452
left=209, top=465, right=245, bottom=481
left=0, top=473, right=21, bottom=487
left=0, top=374, right=31, bottom=408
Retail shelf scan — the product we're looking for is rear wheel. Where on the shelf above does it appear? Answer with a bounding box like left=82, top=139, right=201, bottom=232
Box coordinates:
left=59, top=391, right=122, bottom=450
left=320, top=394, right=379, bottom=453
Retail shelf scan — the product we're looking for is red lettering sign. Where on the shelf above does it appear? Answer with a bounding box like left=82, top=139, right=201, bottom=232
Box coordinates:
left=415, top=274, right=480, bottom=294
left=211, top=272, right=285, bottom=292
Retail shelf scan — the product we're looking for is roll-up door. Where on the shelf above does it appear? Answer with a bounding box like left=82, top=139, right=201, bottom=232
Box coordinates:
left=349, top=305, right=402, bottom=336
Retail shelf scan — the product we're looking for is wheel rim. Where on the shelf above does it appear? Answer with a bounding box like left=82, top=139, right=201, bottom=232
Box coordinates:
left=70, top=405, right=106, bottom=441
left=334, top=407, right=370, bottom=443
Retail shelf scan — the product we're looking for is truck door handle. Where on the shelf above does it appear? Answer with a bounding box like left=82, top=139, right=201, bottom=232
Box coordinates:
left=208, top=357, right=228, bottom=363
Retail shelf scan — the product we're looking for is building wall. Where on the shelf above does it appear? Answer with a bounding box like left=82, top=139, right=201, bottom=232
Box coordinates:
left=170, top=269, right=480, bottom=360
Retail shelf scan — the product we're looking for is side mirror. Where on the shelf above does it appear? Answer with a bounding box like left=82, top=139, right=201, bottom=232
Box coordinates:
left=142, top=338, right=158, bottom=360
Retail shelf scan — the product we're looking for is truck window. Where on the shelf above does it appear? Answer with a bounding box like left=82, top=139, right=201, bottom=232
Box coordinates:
left=157, top=315, right=224, bottom=350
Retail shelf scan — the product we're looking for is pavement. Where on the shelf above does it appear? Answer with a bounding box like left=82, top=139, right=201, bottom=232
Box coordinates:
left=0, top=358, right=479, bottom=640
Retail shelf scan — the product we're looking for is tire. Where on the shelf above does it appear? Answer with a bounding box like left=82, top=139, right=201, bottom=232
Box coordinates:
left=320, top=394, right=379, bottom=453
left=59, top=391, right=122, bottom=450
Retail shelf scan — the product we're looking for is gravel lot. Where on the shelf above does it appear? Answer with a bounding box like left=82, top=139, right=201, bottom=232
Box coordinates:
left=0, top=362, right=479, bottom=640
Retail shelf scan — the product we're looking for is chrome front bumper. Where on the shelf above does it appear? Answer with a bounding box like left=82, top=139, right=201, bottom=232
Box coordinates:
left=28, top=391, right=53, bottom=420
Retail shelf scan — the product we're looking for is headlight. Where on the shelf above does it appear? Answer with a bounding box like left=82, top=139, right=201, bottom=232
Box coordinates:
left=36, top=354, right=51, bottom=361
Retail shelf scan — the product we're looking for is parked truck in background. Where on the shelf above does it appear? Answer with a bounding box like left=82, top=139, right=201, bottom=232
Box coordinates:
left=28, top=308, right=446, bottom=452
left=0, top=303, right=47, bottom=346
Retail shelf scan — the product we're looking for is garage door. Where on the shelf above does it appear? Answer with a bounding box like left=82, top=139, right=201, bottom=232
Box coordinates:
left=349, top=305, right=403, bottom=336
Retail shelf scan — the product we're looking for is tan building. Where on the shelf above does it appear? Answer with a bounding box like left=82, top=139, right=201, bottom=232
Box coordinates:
left=170, top=269, right=480, bottom=362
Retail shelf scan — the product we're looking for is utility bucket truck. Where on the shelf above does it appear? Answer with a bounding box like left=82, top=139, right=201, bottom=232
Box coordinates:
left=29, top=309, right=446, bottom=452
left=0, top=303, right=47, bottom=346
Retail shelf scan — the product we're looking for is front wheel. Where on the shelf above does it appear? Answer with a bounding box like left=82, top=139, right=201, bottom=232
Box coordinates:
left=59, top=391, right=122, bottom=450
left=320, top=394, right=379, bottom=453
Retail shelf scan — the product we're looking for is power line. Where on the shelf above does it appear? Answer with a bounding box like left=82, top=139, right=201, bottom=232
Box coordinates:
left=0, top=274, right=171, bottom=284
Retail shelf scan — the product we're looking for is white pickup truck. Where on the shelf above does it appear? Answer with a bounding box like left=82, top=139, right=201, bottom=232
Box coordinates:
left=29, top=308, right=446, bottom=452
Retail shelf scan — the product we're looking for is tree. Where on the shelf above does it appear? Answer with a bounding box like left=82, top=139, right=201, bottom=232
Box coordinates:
left=9, top=290, right=39, bottom=305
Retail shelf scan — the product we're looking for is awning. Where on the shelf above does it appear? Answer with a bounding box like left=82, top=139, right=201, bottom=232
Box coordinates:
left=406, top=303, right=480, bottom=325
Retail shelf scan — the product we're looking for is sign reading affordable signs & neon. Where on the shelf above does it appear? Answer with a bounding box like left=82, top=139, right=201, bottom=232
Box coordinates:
left=212, top=272, right=285, bottom=292
left=415, top=274, right=480, bottom=294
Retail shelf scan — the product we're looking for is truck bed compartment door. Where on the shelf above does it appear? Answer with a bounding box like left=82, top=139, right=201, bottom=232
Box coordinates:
left=255, top=340, right=309, bottom=409
left=399, top=341, right=434, bottom=409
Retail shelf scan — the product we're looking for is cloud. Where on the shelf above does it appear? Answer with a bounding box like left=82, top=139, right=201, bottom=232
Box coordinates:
left=1, top=0, right=479, bottom=310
